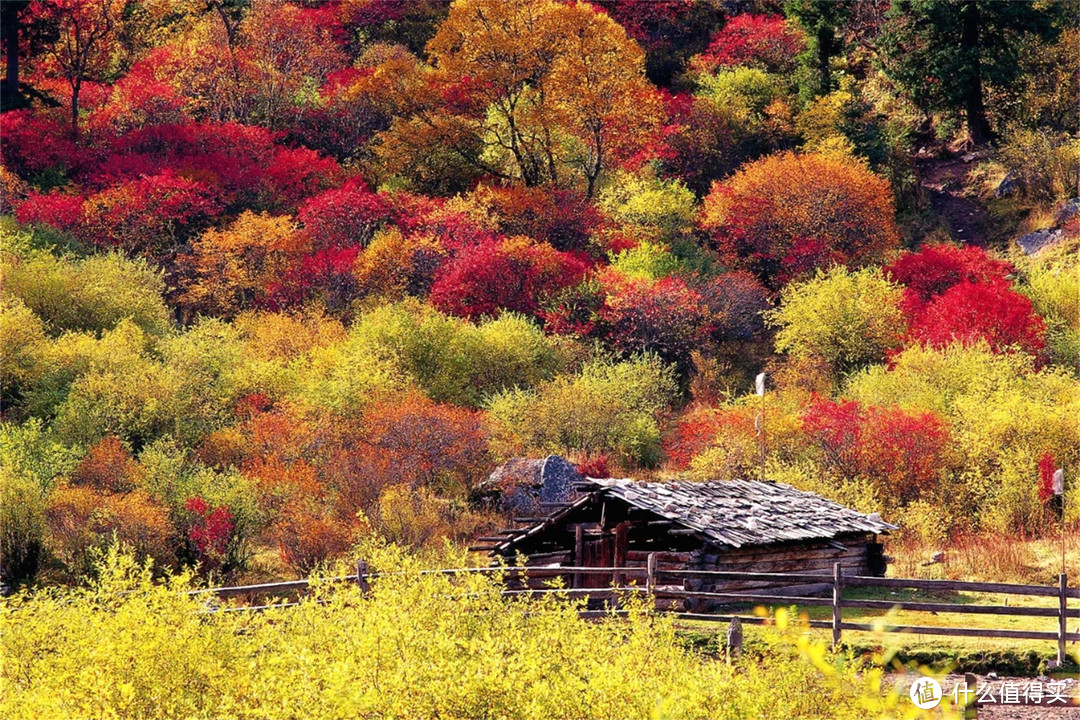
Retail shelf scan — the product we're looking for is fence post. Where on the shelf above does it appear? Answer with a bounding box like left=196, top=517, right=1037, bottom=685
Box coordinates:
left=832, top=562, right=842, bottom=649
left=963, top=672, right=978, bottom=719
left=573, top=525, right=584, bottom=589
left=646, top=552, right=657, bottom=603
left=1058, top=573, right=1067, bottom=666
left=356, top=557, right=370, bottom=594
left=727, top=616, right=743, bottom=660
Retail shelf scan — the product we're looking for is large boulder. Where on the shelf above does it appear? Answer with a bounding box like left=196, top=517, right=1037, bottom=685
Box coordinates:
left=1016, top=228, right=1064, bottom=255
left=477, top=455, right=584, bottom=516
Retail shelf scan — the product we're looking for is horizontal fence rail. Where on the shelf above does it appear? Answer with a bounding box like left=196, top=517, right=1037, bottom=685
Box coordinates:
left=192, top=557, right=1078, bottom=663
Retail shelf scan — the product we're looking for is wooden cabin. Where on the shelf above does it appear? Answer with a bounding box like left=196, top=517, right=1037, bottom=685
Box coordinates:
left=476, top=478, right=896, bottom=608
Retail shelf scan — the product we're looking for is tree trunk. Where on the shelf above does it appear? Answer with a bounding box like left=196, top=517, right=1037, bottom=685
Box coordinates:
left=1, top=1, right=25, bottom=107
left=961, top=0, right=992, bottom=145
left=3, top=12, right=17, bottom=98
left=71, top=81, right=80, bottom=136
left=817, top=26, right=834, bottom=96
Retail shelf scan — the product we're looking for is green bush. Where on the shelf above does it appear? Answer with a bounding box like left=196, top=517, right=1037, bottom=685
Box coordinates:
left=1, top=242, right=172, bottom=337
left=766, top=266, right=906, bottom=377
left=487, top=355, right=677, bottom=467
left=339, top=301, right=565, bottom=408
left=997, top=128, right=1080, bottom=203
left=0, top=419, right=78, bottom=585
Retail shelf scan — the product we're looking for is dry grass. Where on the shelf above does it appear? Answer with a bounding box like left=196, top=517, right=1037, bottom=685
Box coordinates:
left=885, top=531, right=1080, bottom=585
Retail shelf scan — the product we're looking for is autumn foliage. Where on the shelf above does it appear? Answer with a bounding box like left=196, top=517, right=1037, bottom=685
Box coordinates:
left=692, top=15, right=805, bottom=75
left=702, top=152, right=899, bottom=285
left=801, top=398, right=950, bottom=504
left=907, top=280, right=1046, bottom=357
left=0, top=0, right=1075, bottom=594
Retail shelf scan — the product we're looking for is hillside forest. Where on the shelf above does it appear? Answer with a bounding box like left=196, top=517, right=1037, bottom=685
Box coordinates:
left=0, top=0, right=1077, bottom=595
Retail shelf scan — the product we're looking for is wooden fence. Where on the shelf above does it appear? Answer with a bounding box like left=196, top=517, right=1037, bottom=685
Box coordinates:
left=193, top=557, right=1080, bottom=664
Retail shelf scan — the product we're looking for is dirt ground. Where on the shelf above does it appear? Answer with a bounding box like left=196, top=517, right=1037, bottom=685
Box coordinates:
left=917, top=154, right=990, bottom=246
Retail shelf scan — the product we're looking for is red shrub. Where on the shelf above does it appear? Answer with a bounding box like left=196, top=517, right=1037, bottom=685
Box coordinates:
left=664, top=412, right=724, bottom=470
left=429, top=238, right=586, bottom=319
left=269, top=245, right=362, bottom=312
left=0, top=110, right=86, bottom=179
left=296, top=177, right=393, bottom=250
left=1039, top=452, right=1058, bottom=504
left=15, top=191, right=86, bottom=232
left=802, top=398, right=950, bottom=503
left=692, top=14, right=805, bottom=74
left=99, top=122, right=278, bottom=196
left=908, top=279, right=1046, bottom=357
left=182, top=496, right=236, bottom=573
left=885, top=243, right=1015, bottom=315
left=577, top=455, right=610, bottom=478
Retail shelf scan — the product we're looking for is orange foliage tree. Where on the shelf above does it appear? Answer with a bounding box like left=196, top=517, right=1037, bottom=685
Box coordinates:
left=45, top=484, right=175, bottom=578
left=701, top=151, right=899, bottom=286
left=180, top=212, right=310, bottom=318
left=231, top=398, right=490, bottom=572
left=370, top=0, right=663, bottom=196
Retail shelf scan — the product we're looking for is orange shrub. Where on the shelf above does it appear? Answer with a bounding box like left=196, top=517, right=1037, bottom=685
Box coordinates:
left=363, top=395, right=490, bottom=495
left=70, top=436, right=144, bottom=493
left=45, top=484, right=175, bottom=578
left=701, top=151, right=899, bottom=285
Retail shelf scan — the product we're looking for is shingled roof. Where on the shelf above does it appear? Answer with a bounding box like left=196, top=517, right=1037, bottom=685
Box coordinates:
left=592, top=479, right=896, bottom=548
left=491, top=478, right=896, bottom=554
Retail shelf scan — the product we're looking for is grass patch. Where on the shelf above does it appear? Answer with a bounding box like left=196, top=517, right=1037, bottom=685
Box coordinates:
left=674, top=584, right=1080, bottom=675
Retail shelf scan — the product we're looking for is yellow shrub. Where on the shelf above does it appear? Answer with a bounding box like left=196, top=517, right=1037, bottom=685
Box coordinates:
left=0, top=548, right=945, bottom=720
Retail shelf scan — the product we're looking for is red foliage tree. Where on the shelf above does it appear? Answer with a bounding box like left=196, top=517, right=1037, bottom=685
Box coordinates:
left=97, top=122, right=339, bottom=213
left=908, top=279, right=1046, bottom=358
left=597, top=273, right=713, bottom=371
left=692, top=14, right=805, bottom=75
left=802, top=398, right=950, bottom=503
left=261, top=146, right=342, bottom=214
left=477, top=185, right=602, bottom=253
left=702, top=152, right=900, bottom=286
left=268, top=245, right=361, bottom=313
left=296, top=177, right=393, bottom=250
left=80, top=170, right=223, bottom=254
left=429, top=238, right=587, bottom=319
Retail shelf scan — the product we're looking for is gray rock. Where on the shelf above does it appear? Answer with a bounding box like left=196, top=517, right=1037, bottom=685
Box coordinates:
left=1053, top=198, right=1080, bottom=226
left=479, top=455, right=585, bottom=516
left=1016, top=228, right=1064, bottom=255
left=994, top=171, right=1020, bottom=198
